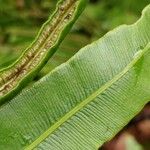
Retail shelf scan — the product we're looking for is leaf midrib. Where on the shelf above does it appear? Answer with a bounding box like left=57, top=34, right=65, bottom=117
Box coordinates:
left=25, top=43, right=150, bottom=150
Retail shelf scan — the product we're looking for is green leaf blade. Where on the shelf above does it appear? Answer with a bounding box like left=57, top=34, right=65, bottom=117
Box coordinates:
left=0, top=4, right=150, bottom=150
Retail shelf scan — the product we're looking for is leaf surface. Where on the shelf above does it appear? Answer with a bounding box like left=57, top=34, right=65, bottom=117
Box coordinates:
left=0, top=4, right=150, bottom=150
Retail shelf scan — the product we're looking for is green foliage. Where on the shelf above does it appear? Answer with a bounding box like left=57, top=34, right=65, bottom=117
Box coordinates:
left=0, top=4, right=149, bottom=150
left=0, top=0, right=149, bottom=73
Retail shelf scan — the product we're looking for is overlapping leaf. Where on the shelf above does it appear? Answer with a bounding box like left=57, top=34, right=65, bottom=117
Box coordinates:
left=0, top=4, right=150, bottom=150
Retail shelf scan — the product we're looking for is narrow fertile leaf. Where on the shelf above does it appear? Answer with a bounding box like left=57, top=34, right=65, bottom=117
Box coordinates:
left=0, top=0, right=88, bottom=103
left=0, top=4, right=150, bottom=150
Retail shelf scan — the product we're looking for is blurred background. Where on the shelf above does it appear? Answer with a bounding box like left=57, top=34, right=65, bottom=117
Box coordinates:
left=0, top=0, right=149, bottom=149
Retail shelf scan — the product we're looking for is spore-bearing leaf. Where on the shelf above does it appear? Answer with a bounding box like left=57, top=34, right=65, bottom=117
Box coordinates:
left=0, top=0, right=88, bottom=103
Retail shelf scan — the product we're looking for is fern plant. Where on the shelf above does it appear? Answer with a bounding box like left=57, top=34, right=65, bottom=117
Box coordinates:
left=0, top=0, right=150, bottom=149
